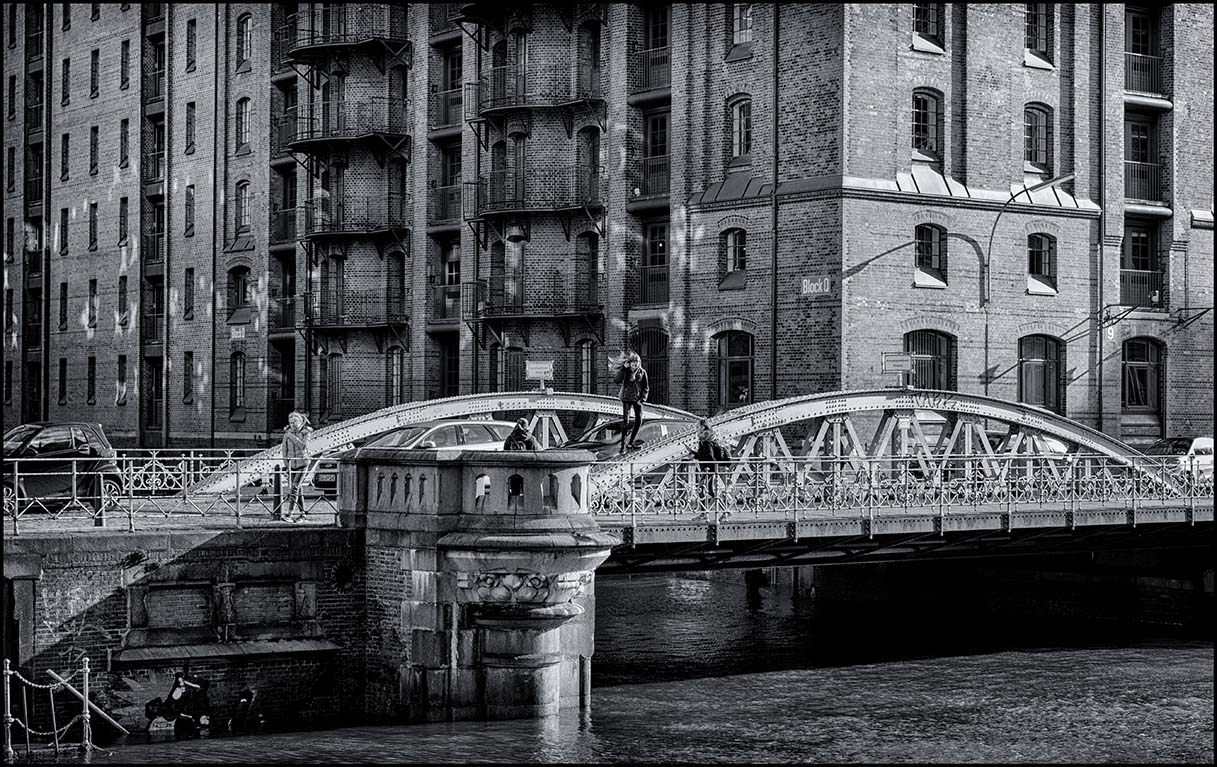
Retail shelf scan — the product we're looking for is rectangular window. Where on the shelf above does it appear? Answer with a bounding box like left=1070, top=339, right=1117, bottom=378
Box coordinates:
left=186, top=19, right=197, bottom=70
left=59, top=208, right=69, bottom=253
left=60, top=132, right=70, bottom=179
left=183, top=351, right=194, bottom=402
left=58, top=358, right=67, bottom=405
left=5, top=218, right=13, bottom=257
left=119, top=197, right=129, bottom=243
left=87, top=357, right=96, bottom=404
left=913, top=3, right=942, bottom=46
left=88, top=279, right=97, bottom=326
left=1025, top=3, right=1051, bottom=61
left=89, top=125, right=99, bottom=174
left=89, top=202, right=98, bottom=249
left=7, top=6, right=15, bottom=47
left=6, top=147, right=13, bottom=191
left=118, top=276, right=128, bottom=321
left=117, top=355, right=127, bottom=405
left=185, top=102, right=196, bottom=152
left=184, top=185, right=195, bottom=236
left=59, top=282, right=68, bottom=329
left=61, top=58, right=70, bottom=105
left=92, top=3, right=100, bottom=20
left=184, top=268, right=195, bottom=319
left=641, top=222, right=669, bottom=304
left=732, top=4, right=753, bottom=46
left=90, top=49, right=99, bottom=97
left=62, top=3, right=70, bottom=30
left=120, top=40, right=130, bottom=88
left=119, top=119, right=129, bottom=165
left=6, top=75, right=14, bottom=118
left=4, top=289, right=11, bottom=332
left=3, top=361, right=10, bottom=404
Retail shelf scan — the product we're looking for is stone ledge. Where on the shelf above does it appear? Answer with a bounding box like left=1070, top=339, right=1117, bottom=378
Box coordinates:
left=112, top=639, right=340, bottom=668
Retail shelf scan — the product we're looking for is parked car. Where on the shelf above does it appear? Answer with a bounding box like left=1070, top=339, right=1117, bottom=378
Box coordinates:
left=559, top=417, right=699, bottom=460
left=1144, top=436, right=1214, bottom=479
left=3, top=422, right=122, bottom=513
left=310, top=420, right=517, bottom=489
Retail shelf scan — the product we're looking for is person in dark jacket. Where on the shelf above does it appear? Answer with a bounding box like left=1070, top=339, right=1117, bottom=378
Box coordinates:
left=503, top=418, right=541, bottom=451
left=692, top=419, right=731, bottom=499
left=611, top=352, right=650, bottom=452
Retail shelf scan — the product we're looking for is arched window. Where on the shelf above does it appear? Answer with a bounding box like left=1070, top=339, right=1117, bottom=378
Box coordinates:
left=904, top=329, right=955, bottom=390
left=229, top=351, right=246, bottom=414
left=1019, top=335, right=1063, bottom=414
left=235, top=97, right=251, bottom=149
left=914, top=224, right=946, bottom=282
left=729, top=96, right=752, bottom=161
left=724, top=228, right=747, bottom=273
left=731, top=4, right=753, bottom=46
left=1023, top=103, right=1052, bottom=172
left=227, top=266, right=250, bottom=315
left=576, top=339, right=598, bottom=394
left=236, top=14, right=252, bottom=64
left=235, top=181, right=250, bottom=231
left=911, top=89, right=942, bottom=160
left=630, top=325, right=669, bottom=405
left=1122, top=337, right=1163, bottom=413
left=386, top=346, right=404, bottom=406
left=713, top=330, right=754, bottom=411
left=1028, top=233, right=1056, bottom=288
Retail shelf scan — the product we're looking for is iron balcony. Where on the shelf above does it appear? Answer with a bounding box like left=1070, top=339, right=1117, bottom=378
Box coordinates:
left=300, top=193, right=411, bottom=238
left=465, top=165, right=604, bottom=218
left=285, top=5, right=409, bottom=58
left=1120, top=269, right=1168, bottom=311
left=461, top=272, right=602, bottom=319
left=306, top=290, right=408, bottom=328
left=473, top=63, right=604, bottom=115
left=284, top=97, right=411, bottom=149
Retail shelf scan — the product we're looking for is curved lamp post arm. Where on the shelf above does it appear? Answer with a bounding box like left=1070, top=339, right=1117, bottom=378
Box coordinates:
left=983, top=173, right=1075, bottom=306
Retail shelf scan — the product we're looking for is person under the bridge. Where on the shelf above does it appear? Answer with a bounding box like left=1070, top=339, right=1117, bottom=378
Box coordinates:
left=610, top=351, right=650, bottom=453
left=280, top=411, right=313, bottom=519
left=504, top=418, right=541, bottom=451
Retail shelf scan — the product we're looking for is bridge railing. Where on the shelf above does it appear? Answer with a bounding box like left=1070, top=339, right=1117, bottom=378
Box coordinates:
left=4, top=451, right=340, bottom=536
left=590, top=454, right=1215, bottom=519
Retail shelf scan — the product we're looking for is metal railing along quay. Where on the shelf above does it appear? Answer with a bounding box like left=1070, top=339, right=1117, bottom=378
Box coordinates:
left=1120, top=269, right=1167, bottom=309
left=300, top=193, right=410, bottom=236
left=4, top=451, right=341, bottom=536
left=1125, top=161, right=1163, bottom=202
left=637, top=47, right=671, bottom=91
left=284, top=98, right=410, bottom=144
left=1124, top=52, right=1163, bottom=95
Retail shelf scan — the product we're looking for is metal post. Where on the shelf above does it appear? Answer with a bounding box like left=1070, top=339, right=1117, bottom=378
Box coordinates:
left=11, top=462, right=20, bottom=537
left=235, top=462, right=243, bottom=529
left=3, top=659, right=14, bottom=763
left=79, top=657, right=91, bottom=752
left=127, top=457, right=136, bottom=533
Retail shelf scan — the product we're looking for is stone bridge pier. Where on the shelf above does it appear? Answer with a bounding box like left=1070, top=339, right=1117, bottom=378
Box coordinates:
left=339, top=448, right=618, bottom=722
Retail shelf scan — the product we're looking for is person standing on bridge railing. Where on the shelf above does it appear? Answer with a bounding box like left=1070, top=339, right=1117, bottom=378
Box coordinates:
left=280, top=411, right=313, bottom=519
left=610, top=351, right=650, bottom=453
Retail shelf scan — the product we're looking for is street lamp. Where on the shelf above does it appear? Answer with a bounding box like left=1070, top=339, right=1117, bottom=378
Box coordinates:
left=983, top=172, right=1075, bottom=305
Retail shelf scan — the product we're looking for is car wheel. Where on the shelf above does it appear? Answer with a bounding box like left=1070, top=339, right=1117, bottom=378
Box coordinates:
left=96, top=477, right=122, bottom=512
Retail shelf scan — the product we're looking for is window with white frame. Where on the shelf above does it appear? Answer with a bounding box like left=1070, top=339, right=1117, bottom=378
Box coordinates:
left=914, top=223, right=947, bottom=285
left=911, top=88, right=942, bottom=161
left=235, top=98, right=251, bottom=149
left=1025, top=3, right=1052, bottom=62
left=729, top=96, right=752, bottom=162
left=1023, top=103, right=1052, bottom=173
left=731, top=4, right=753, bottom=46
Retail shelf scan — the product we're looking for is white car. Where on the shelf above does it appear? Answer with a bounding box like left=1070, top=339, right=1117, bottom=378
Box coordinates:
left=363, top=420, right=517, bottom=451
left=1144, top=436, right=1214, bottom=480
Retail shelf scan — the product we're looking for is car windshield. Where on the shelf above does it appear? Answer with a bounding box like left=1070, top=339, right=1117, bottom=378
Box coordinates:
left=1144, top=438, right=1193, bottom=456
left=3, top=425, right=41, bottom=453
left=367, top=427, right=429, bottom=449
left=577, top=421, right=626, bottom=443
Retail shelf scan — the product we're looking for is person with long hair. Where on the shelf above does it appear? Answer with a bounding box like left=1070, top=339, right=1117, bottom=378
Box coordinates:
left=280, top=411, right=313, bottom=519
left=609, top=350, right=650, bottom=452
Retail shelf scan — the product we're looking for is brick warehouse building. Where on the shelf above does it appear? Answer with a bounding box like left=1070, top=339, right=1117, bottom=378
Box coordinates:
left=1, top=3, right=1212, bottom=448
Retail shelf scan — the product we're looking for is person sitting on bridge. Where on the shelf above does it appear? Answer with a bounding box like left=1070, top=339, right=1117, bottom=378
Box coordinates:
left=280, top=411, right=313, bottom=519
left=504, top=418, right=541, bottom=451
left=610, top=351, right=650, bottom=453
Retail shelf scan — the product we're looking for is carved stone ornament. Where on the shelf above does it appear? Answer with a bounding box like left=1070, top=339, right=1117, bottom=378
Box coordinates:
left=457, top=570, right=594, bottom=606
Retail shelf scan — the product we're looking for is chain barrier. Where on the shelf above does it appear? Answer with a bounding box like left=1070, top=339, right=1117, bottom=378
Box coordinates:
left=3, top=657, right=113, bottom=761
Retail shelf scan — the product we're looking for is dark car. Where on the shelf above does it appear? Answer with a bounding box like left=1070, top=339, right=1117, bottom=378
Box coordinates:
left=3, top=422, right=122, bottom=513
left=560, top=417, right=698, bottom=460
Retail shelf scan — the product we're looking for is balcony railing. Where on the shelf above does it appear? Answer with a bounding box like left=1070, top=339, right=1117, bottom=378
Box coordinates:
left=284, top=97, right=410, bottom=144
left=431, top=284, right=462, bottom=321
left=26, top=33, right=44, bottom=62
left=476, top=64, right=581, bottom=112
left=24, top=103, right=43, bottom=131
left=141, top=313, right=164, bottom=343
left=300, top=192, right=410, bottom=236
left=462, top=272, right=602, bottom=319
left=430, top=3, right=462, bottom=32
left=145, top=397, right=164, bottom=430
left=274, top=17, right=297, bottom=68
left=1124, top=53, right=1162, bottom=95
left=577, top=66, right=602, bottom=100
left=639, top=264, right=669, bottom=305
left=308, top=290, right=408, bottom=326
left=637, top=47, right=671, bottom=91
left=291, top=5, right=408, bottom=50
left=469, top=166, right=605, bottom=216
left=143, top=4, right=164, bottom=23
left=432, top=88, right=462, bottom=129
left=272, top=116, right=294, bottom=156
left=24, top=176, right=44, bottom=200
left=269, top=295, right=298, bottom=330
left=1120, top=269, right=1167, bottom=310
left=142, top=151, right=165, bottom=182
left=24, top=249, right=42, bottom=276
left=430, top=185, right=461, bottom=222
left=24, top=323, right=43, bottom=350
left=271, top=207, right=299, bottom=243
left=144, top=70, right=166, bottom=102
left=142, top=233, right=165, bottom=264
left=1125, top=161, right=1162, bottom=203
left=639, top=155, right=670, bottom=197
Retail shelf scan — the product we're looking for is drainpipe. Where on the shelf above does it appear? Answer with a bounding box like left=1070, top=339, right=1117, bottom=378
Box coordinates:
left=1096, top=6, right=1105, bottom=434
left=769, top=4, right=780, bottom=401
left=210, top=4, right=222, bottom=448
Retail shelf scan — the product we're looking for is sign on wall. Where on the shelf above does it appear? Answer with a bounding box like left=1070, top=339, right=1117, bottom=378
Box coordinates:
left=800, top=274, right=837, bottom=299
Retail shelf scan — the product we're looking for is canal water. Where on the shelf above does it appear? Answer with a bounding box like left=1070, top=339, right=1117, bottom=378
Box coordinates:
left=86, top=573, right=1212, bottom=764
